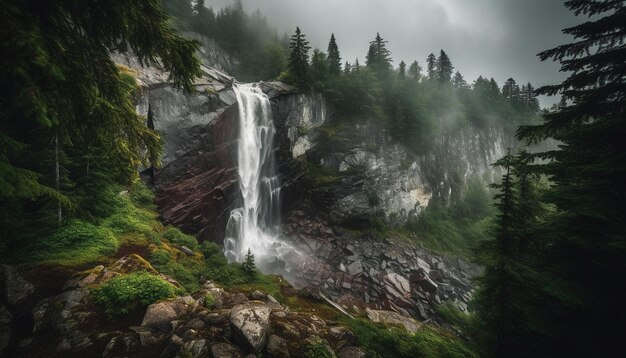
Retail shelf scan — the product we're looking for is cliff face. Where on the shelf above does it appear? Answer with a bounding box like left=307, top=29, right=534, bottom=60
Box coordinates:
left=117, top=34, right=512, bottom=324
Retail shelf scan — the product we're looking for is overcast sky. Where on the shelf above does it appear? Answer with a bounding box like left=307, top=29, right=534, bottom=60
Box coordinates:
left=207, top=0, right=581, bottom=107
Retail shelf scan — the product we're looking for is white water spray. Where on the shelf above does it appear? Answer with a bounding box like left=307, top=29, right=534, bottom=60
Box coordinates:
left=224, top=84, right=285, bottom=265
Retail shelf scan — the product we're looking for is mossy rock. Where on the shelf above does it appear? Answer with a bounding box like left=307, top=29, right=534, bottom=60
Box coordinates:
left=110, top=254, right=158, bottom=275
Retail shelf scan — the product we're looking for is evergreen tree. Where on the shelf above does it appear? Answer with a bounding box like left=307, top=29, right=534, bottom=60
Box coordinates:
left=310, top=49, right=329, bottom=89
left=437, top=50, right=454, bottom=84
left=520, top=82, right=539, bottom=112
left=242, top=248, right=257, bottom=277
left=408, top=60, right=422, bottom=81
left=191, top=0, right=216, bottom=36
left=327, top=33, right=342, bottom=76
left=516, top=1, right=626, bottom=355
left=0, top=0, right=200, bottom=240
left=398, top=61, right=406, bottom=79
left=344, top=61, right=352, bottom=74
left=288, top=27, right=311, bottom=88
left=452, top=71, right=468, bottom=89
left=502, top=78, right=520, bottom=101
left=473, top=152, right=546, bottom=357
left=426, top=53, right=437, bottom=80
left=365, top=33, right=392, bottom=72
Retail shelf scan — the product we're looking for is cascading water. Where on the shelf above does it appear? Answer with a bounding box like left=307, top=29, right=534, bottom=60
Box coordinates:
left=224, top=83, right=287, bottom=267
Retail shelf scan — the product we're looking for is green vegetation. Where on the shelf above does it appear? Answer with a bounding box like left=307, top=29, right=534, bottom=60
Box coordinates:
left=93, top=271, right=176, bottom=315
left=407, top=178, right=495, bottom=256
left=162, top=0, right=289, bottom=81
left=303, top=338, right=335, bottom=358
left=345, top=318, right=478, bottom=358
left=163, top=226, right=200, bottom=251
left=436, top=302, right=477, bottom=334
left=31, top=219, right=118, bottom=267
left=0, top=0, right=199, bottom=261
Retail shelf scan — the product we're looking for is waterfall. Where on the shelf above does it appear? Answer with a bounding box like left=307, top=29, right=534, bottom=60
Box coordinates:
left=224, top=83, right=284, bottom=264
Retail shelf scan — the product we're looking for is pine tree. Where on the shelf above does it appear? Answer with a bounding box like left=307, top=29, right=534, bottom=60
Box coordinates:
left=398, top=61, right=406, bottom=79
left=516, top=1, right=626, bottom=355
left=408, top=60, right=422, bottom=81
left=426, top=53, right=437, bottom=80
left=437, top=50, right=453, bottom=84
left=0, top=0, right=200, bottom=241
left=452, top=71, right=468, bottom=89
left=365, top=33, right=392, bottom=72
left=288, top=27, right=311, bottom=88
left=520, top=82, right=539, bottom=112
left=310, top=49, right=329, bottom=89
left=191, top=0, right=216, bottom=36
left=502, top=78, right=520, bottom=101
left=242, top=248, right=257, bottom=277
left=473, top=151, right=546, bottom=357
left=344, top=61, right=352, bottom=74
left=327, top=33, right=342, bottom=76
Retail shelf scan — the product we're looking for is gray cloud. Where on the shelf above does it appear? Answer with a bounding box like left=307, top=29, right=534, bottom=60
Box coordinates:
left=207, top=0, right=581, bottom=107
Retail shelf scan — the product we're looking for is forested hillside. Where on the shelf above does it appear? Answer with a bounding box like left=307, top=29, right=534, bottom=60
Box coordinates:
left=0, top=1, right=624, bottom=357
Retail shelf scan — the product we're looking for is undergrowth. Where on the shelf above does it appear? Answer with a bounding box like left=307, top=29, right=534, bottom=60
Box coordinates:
left=344, top=318, right=478, bottom=358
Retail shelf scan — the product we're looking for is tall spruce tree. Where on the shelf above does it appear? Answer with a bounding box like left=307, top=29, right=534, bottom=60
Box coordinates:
left=452, top=71, right=468, bottom=89
left=516, top=1, right=626, bottom=355
left=365, top=33, right=392, bottom=72
left=0, top=0, right=200, bottom=239
left=408, top=60, right=422, bottom=81
left=288, top=27, right=311, bottom=88
left=473, top=152, right=546, bottom=357
left=437, top=50, right=453, bottom=84
left=327, top=33, right=342, bottom=76
left=426, top=53, right=437, bottom=80
left=398, top=61, right=407, bottom=79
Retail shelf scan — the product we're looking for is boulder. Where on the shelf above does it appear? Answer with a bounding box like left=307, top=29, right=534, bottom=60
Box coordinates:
left=229, top=303, right=271, bottom=353
left=338, top=346, right=366, bottom=358
left=1, top=265, right=35, bottom=306
left=142, top=296, right=196, bottom=332
left=365, top=308, right=422, bottom=333
left=265, top=334, right=290, bottom=358
left=211, top=342, right=244, bottom=358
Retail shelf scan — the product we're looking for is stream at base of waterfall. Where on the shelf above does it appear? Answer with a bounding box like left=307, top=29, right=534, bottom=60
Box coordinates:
left=224, top=83, right=298, bottom=274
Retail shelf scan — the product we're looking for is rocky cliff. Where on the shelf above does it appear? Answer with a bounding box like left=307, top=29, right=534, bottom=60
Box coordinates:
left=114, top=34, right=511, bottom=328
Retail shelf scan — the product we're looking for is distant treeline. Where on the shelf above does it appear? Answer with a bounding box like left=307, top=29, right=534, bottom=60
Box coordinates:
left=162, top=0, right=289, bottom=81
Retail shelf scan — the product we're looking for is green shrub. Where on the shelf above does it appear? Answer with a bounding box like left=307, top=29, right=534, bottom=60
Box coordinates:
left=34, top=219, right=118, bottom=265
left=101, top=195, right=154, bottom=235
left=93, top=271, right=175, bottom=315
left=204, top=294, right=215, bottom=309
left=303, top=338, right=335, bottom=358
left=345, top=318, right=478, bottom=358
left=163, top=226, right=199, bottom=251
left=130, top=181, right=156, bottom=209
left=201, top=241, right=227, bottom=266
left=150, top=249, right=172, bottom=267
left=436, top=301, right=477, bottom=333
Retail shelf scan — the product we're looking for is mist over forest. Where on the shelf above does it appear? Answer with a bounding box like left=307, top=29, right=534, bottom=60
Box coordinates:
left=1, top=1, right=624, bottom=357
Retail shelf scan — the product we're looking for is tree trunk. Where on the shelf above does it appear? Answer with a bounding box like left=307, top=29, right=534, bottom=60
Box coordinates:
left=55, top=133, right=62, bottom=225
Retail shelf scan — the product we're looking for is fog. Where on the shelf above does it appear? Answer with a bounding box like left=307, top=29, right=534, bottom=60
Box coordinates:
left=206, top=0, right=581, bottom=107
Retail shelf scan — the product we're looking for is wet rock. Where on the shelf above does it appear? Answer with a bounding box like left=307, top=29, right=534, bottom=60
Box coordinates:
left=365, top=308, right=422, bottom=333
left=142, top=296, right=196, bottom=332
left=181, top=339, right=209, bottom=358
left=229, top=303, right=271, bottom=353
left=180, top=246, right=195, bottom=256
left=1, top=265, right=35, bottom=306
left=211, top=342, right=244, bottom=358
left=347, top=260, right=363, bottom=276
left=160, top=334, right=183, bottom=358
left=250, top=290, right=266, bottom=301
left=266, top=334, right=290, bottom=358
left=338, top=346, right=366, bottom=358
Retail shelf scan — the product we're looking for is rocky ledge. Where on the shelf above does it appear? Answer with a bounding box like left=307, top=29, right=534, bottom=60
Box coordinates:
left=0, top=257, right=378, bottom=358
